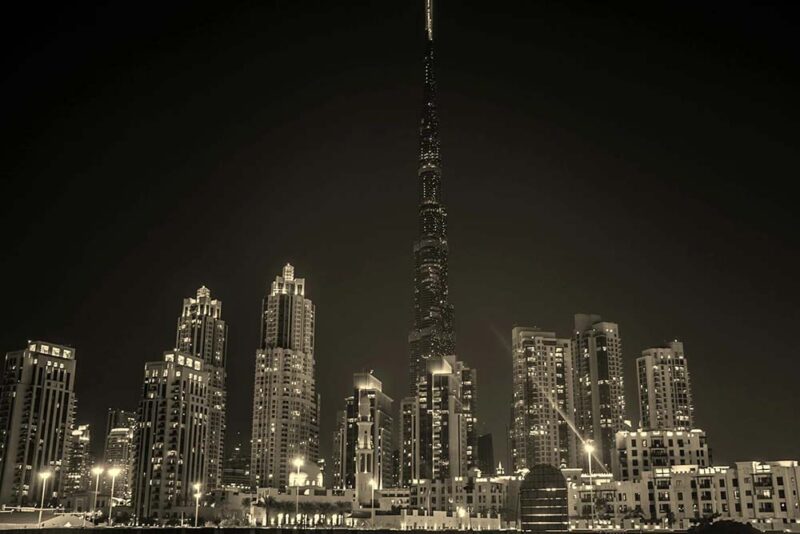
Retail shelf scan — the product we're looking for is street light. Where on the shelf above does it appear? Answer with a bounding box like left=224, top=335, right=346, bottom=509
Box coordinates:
left=369, top=479, right=378, bottom=510
left=38, top=471, right=52, bottom=526
left=292, top=457, right=304, bottom=520
left=584, top=441, right=596, bottom=525
left=91, top=466, right=104, bottom=521
left=108, top=467, right=121, bottom=524
left=193, top=483, right=202, bottom=527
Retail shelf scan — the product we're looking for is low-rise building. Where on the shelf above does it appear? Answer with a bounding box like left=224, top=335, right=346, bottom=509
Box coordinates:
left=567, top=461, right=800, bottom=532
left=613, top=429, right=710, bottom=481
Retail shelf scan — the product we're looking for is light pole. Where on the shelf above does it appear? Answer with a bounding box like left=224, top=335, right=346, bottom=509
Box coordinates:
left=108, top=467, right=121, bottom=525
left=91, top=466, right=104, bottom=520
left=38, top=471, right=52, bottom=526
left=193, top=483, right=202, bottom=527
left=584, top=441, right=596, bottom=526
left=292, top=457, right=304, bottom=521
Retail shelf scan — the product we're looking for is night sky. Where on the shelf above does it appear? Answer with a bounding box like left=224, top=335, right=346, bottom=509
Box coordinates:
left=2, top=1, right=799, bottom=468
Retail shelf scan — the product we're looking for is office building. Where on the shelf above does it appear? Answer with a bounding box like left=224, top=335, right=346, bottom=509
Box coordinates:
left=519, top=464, right=569, bottom=533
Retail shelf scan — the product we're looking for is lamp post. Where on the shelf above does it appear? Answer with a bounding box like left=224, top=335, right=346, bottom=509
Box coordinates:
left=292, top=457, right=304, bottom=521
left=38, top=471, right=52, bottom=526
left=91, top=466, right=104, bottom=520
left=108, top=467, right=121, bottom=524
left=584, top=441, right=596, bottom=526
left=193, top=483, right=202, bottom=527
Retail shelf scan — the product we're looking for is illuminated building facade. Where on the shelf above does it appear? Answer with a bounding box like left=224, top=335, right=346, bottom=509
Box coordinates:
left=408, top=0, right=456, bottom=394
left=131, top=350, right=209, bottom=520
left=0, top=341, right=77, bottom=506
left=612, top=428, right=710, bottom=481
left=511, top=328, right=577, bottom=471
left=176, top=285, right=228, bottom=489
left=104, top=427, right=133, bottom=500
left=402, top=355, right=470, bottom=483
left=637, top=340, right=694, bottom=431
left=64, top=424, right=92, bottom=496
left=333, top=372, right=394, bottom=492
left=250, top=264, right=319, bottom=490
left=572, top=314, right=626, bottom=470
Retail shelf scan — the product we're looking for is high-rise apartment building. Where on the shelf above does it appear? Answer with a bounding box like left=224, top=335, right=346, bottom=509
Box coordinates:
left=511, top=328, right=576, bottom=471
left=64, top=424, right=92, bottom=496
left=105, top=408, right=136, bottom=440
left=0, top=341, right=77, bottom=506
left=250, top=264, right=319, bottom=490
left=131, top=350, right=209, bottom=520
left=637, top=340, right=694, bottom=431
left=176, top=286, right=227, bottom=489
left=572, top=314, right=626, bottom=470
left=332, top=373, right=394, bottom=491
left=408, top=0, right=456, bottom=393
left=401, top=355, right=469, bottom=483
left=104, top=427, right=133, bottom=501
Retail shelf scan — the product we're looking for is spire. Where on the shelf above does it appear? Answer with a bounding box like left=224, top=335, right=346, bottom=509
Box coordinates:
left=425, top=0, right=434, bottom=41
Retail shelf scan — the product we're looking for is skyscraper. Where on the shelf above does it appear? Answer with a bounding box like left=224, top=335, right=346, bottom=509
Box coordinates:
left=0, top=341, right=77, bottom=506
left=64, top=424, right=92, bottom=497
left=637, top=340, right=694, bottom=431
left=408, top=0, right=455, bottom=393
left=511, top=328, right=576, bottom=471
left=104, top=427, right=133, bottom=502
left=402, top=355, right=469, bottom=483
left=103, top=408, right=136, bottom=503
left=176, top=286, right=228, bottom=490
left=131, top=350, right=209, bottom=520
left=572, top=314, right=626, bottom=470
left=332, top=372, right=394, bottom=492
left=105, top=408, right=136, bottom=440
left=250, top=264, right=319, bottom=490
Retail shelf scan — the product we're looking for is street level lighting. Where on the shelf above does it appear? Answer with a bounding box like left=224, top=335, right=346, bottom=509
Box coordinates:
left=193, top=483, right=202, bottom=527
left=292, top=457, right=304, bottom=520
left=38, top=471, right=52, bottom=526
left=108, top=467, right=121, bottom=524
left=457, top=506, right=466, bottom=530
left=91, top=467, right=104, bottom=517
left=584, top=441, right=596, bottom=525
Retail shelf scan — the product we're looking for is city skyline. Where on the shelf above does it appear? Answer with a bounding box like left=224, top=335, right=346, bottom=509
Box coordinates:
left=2, top=0, right=799, bottom=477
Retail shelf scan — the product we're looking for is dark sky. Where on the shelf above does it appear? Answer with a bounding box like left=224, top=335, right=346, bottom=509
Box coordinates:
left=2, top=1, right=799, bottom=468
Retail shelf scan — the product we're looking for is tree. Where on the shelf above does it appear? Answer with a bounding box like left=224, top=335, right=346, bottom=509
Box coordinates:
left=688, top=519, right=760, bottom=534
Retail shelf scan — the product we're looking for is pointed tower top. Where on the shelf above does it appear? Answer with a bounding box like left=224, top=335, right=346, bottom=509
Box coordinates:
left=283, top=263, right=295, bottom=281
left=197, top=286, right=211, bottom=299
left=425, top=0, right=433, bottom=41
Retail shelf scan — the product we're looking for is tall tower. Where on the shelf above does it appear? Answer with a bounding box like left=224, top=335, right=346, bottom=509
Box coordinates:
left=64, top=424, right=92, bottom=497
left=572, top=314, right=626, bottom=470
left=0, top=341, right=77, bottom=506
left=510, top=327, right=576, bottom=472
left=176, top=286, right=228, bottom=490
left=251, top=264, right=319, bottom=490
left=409, top=0, right=455, bottom=393
left=132, top=350, right=209, bottom=520
left=637, top=340, right=694, bottom=431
